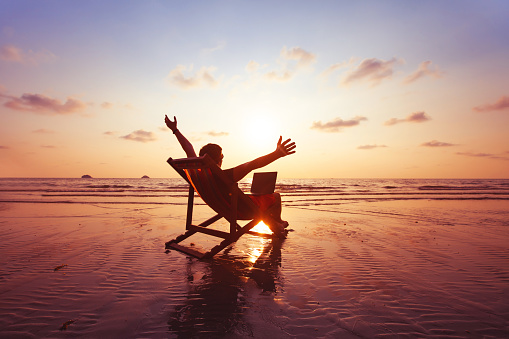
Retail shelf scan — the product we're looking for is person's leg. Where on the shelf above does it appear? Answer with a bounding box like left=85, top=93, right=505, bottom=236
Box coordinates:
left=248, top=194, right=288, bottom=237
left=265, top=193, right=288, bottom=228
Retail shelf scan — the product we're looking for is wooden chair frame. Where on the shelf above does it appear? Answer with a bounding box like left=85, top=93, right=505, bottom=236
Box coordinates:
left=165, top=155, right=277, bottom=259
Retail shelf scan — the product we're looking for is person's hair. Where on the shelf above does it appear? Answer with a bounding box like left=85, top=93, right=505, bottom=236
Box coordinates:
left=199, top=143, right=222, bottom=164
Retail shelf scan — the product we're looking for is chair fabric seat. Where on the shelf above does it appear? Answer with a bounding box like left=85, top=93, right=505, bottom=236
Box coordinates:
left=184, top=167, right=257, bottom=220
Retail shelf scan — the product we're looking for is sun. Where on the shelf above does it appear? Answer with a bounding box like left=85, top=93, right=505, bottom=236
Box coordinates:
left=243, top=115, right=280, bottom=151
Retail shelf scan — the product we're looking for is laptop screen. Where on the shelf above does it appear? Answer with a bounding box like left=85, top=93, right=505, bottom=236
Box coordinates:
left=250, top=172, right=277, bottom=195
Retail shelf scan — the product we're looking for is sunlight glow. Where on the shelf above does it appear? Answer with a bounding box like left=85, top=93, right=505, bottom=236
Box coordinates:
left=243, top=114, right=280, bottom=151
left=250, top=220, right=273, bottom=234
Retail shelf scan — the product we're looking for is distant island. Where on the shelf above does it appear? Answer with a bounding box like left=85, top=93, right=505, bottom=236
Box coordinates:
left=81, top=174, right=92, bottom=178
left=141, top=175, right=150, bottom=178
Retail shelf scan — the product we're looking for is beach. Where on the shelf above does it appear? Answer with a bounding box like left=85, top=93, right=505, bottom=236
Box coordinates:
left=1, top=179, right=509, bottom=337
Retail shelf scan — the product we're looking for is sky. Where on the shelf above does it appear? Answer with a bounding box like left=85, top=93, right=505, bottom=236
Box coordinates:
left=1, top=0, right=509, bottom=178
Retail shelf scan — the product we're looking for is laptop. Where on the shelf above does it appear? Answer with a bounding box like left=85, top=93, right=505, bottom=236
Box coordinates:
left=250, top=172, right=277, bottom=195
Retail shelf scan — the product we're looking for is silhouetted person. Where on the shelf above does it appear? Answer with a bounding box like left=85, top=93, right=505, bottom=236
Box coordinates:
left=165, top=115, right=296, bottom=236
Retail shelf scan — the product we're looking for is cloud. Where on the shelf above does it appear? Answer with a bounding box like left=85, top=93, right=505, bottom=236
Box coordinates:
left=265, top=70, right=293, bottom=82
left=421, top=140, right=455, bottom=147
left=385, top=111, right=431, bottom=126
left=320, top=58, right=356, bottom=78
left=167, top=64, right=219, bottom=89
left=357, top=144, right=387, bottom=150
left=311, top=116, right=367, bottom=132
left=0, top=44, right=55, bottom=64
left=457, top=151, right=509, bottom=161
left=473, top=96, right=509, bottom=112
left=0, top=45, right=22, bottom=62
left=246, top=60, right=261, bottom=73
left=103, top=131, right=117, bottom=136
left=120, top=130, right=157, bottom=143
left=206, top=131, right=229, bottom=137
left=263, top=46, right=315, bottom=82
left=0, top=145, right=9, bottom=149
left=101, top=102, right=113, bottom=109
left=202, top=41, right=226, bottom=54
left=32, top=128, right=55, bottom=134
left=343, top=57, right=402, bottom=86
left=404, top=61, right=444, bottom=84
left=0, top=93, right=87, bottom=115
left=41, top=145, right=56, bottom=149
left=280, top=46, right=316, bottom=68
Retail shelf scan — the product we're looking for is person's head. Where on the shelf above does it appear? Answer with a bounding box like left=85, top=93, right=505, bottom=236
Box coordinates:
left=199, top=143, right=223, bottom=166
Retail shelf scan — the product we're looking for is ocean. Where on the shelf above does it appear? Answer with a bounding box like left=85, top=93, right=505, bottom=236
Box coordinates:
left=1, top=177, right=508, bottom=206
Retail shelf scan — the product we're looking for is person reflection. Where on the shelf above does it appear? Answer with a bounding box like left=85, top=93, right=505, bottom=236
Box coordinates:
left=167, top=239, right=284, bottom=337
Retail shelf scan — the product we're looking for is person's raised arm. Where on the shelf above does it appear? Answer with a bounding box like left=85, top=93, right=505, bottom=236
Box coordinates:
left=165, top=115, right=197, bottom=158
left=232, top=136, right=296, bottom=182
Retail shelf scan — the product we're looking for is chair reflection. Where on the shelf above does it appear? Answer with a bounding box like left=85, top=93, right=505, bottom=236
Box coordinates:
left=167, top=237, right=284, bottom=337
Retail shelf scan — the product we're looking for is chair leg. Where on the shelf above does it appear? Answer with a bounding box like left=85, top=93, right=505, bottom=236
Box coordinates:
left=165, top=230, right=194, bottom=248
left=165, top=214, right=223, bottom=249
left=202, top=238, right=234, bottom=259
left=199, top=219, right=261, bottom=259
left=167, top=214, right=279, bottom=258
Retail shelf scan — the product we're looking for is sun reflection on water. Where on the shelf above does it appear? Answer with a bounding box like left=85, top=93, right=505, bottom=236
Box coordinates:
left=246, top=221, right=272, bottom=263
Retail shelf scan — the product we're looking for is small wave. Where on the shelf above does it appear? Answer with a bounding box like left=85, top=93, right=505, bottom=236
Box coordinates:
left=40, top=193, right=186, bottom=198
left=418, top=185, right=497, bottom=191
left=85, top=184, right=134, bottom=189
left=0, top=200, right=190, bottom=205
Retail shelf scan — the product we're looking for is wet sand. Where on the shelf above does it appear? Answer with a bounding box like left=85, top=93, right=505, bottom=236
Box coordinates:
left=0, top=200, right=508, bottom=338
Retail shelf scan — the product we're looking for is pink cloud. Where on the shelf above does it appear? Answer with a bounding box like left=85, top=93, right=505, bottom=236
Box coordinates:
left=457, top=151, right=509, bottom=161
left=421, top=140, right=455, bottom=147
left=121, top=130, right=157, bottom=143
left=261, top=46, right=315, bottom=82
left=357, top=144, right=387, bottom=150
left=32, top=129, right=55, bottom=134
left=1, top=93, right=87, bottom=115
left=167, top=65, right=219, bottom=89
left=280, top=46, right=316, bottom=68
left=0, top=44, right=55, bottom=64
left=207, top=131, right=229, bottom=137
left=343, top=58, right=402, bottom=86
left=311, top=116, right=367, bottom=132
left=385, top=111, right=431, bottom=126
left=404, top=61, right=444, bottom=84
left=0, top=45, right=23, bottom=62
left=473, top=96, right=509, bottom=112
left=320, top=58, right=356, bottom=78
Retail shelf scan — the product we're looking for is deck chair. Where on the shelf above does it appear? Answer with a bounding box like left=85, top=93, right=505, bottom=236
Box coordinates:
left=165, top=154, right=283, bottom=259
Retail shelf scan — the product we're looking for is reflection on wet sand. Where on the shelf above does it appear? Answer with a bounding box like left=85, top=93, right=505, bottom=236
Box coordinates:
left=167, top=237, right=284, bottom=337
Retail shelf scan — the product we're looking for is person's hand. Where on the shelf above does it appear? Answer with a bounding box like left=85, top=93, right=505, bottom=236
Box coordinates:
left=165, top=115, right=178, bottom=132
left=276, top=136, right=296, bottom=157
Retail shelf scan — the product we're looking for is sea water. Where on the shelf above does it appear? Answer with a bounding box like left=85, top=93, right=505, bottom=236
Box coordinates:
left=1, top=177, right=508, bottom=206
